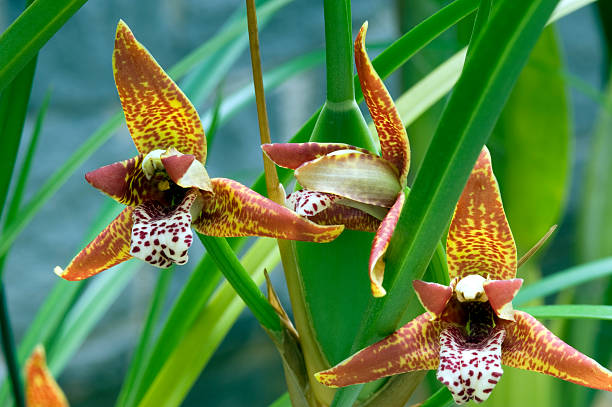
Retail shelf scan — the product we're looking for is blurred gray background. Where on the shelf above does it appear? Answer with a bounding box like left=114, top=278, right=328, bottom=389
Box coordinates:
left=0, top=0, right=607, bottom=406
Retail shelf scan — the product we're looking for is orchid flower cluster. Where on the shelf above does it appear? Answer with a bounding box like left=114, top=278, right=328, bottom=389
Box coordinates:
left=32, top=19, right=612, bottom=407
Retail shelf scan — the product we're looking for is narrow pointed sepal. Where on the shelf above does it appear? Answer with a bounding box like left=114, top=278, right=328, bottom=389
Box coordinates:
left=413, top=280, right=453, bottom=319
left=369, top=193, right=404, bottom=297
left=161, top=148, right=212, bottom=191
left=295, top=151, right=401, bottom=207
left=55, top=208, right=134, bottom=281
left=502, top=311, right=612, bottom=391
left=483, top=278, right=523, bottom=321
left=113, top=20, right=206, bottom=161
left=25, top=346, right=69, bottom=407
left=354, top=22, right=410, bottom=183
left=85, top=155, right=163, bottom=207
left=315, top=314, right=442, bottom=387
left=446, top=147, right=517, bottom=281
left=193, top=178, right=343, bottom=242
left=262, top=142, right=373, bottom=170
left=437, top=327, right=505, bottom=404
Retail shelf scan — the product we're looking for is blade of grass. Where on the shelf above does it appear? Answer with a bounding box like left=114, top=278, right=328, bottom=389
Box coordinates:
left=198, top=235, right=281, bottom=333
left=0, top=0, right=88, bottom=92
left=269, top=393, right=291, bottom=407
left=115, top=269, right=173, bottom=407
left=519, top=305, right=612, bottom=320
left=514, top=257, right=612, bottom=305
left=46, top=260, right=140, bottom=374
left=137, top=238, right=280, bottom=407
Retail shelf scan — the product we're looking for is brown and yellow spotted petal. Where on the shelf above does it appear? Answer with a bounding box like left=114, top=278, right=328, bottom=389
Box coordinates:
left=113, top=21, right=206, bottom=161
left=484, top=278, right=523, bottom=321
left=262, top=142, right=374, bottom=170
left=309, top=203, right=380, bottom=233
left=193, top=178, right=344, bottom=242
left=26, top=346, right=69, bottom=407
left=413, top=280, right=453, bottom=319
left=85, top=155, right=164, bottom=207
left=368, top=193, right=404, bottom=297
left=54, top=208, right=134, bottom=281
left=446, top=147, right=517, bottom=281
left=295, top=152, right=401, bottom=207
left=355, top=22, right=410, bottom=183
left=502, top=311, right=612, bottom=391
left=315, top=313, right=442, bottom=387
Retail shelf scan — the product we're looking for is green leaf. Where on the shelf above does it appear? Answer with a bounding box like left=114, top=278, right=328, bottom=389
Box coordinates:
left=514, top=257, right=612, bottom=305
left=0, top=0, right=88, bottom=93
left=519, top=305, right=612, bottom=320
left=126, top=251, right=225, bottom=406
left=198, top=235, right=281, bottom=332
left=269, top=393, right=291, bottom=407
left=418, top=388, right=454, bottom=407
left=490, top=26, right=570, bottom=254
left=46, top=261, right=140, bottom=374
left=115, top=270, right=173, bottom=407
left=136, top=238, right=280, bottom=407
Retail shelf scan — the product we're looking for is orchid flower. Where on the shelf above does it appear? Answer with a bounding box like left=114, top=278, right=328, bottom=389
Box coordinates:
left=315, top=147, right=612, bottom=404
left=54, top=21, right=343, bottom=281
left=262, top=22, right=409, bottom=297
left=26, top=346, right=69, bottom=407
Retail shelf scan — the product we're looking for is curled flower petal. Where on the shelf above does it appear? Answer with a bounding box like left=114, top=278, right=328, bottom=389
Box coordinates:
left=286, top=190, right=339, bottom=217
left=354, top=22, right=410, bottom=184
left=483, top=278, right=523, bottom=321
left=437, top=326, right=505, bottom=404
left=262, top=142, right=373, bottom=170
left=130, top=189, right=202, bottom=268
left=502, top=311, right=612, bottom=391
left=160, top=148, right=212, bottom=191
left=308, top=202, right=380, bottom=233
left=55, top=208, right=134, bottom=281
left=85, top=155, right=164, bottom=207
left=26, top=346, right=69, bottom=407
left=192, top=178, right=343, bottom=242
left=295, top=152, right=401, bottom=207
left=315, top=314, right=442, bottom=387
left=413, top=280, right=453, bottom=319
left=368, top=193, right=404, bottom=297
left=446, top=147, right=517, bottom=281
left=113, top=20, right=206, bottom=162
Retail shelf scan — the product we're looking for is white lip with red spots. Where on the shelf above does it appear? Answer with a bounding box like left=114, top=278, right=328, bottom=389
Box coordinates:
left=437, top=326, right=505, bottom=404
left=130, top=190, right=199, bottom=268
left=286, top=190, right=338, bottom=217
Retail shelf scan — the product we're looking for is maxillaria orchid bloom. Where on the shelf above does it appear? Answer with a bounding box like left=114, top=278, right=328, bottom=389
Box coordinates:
left=262, top=22, right=409, bottom=297
left=315, top=147, right=612, bottom=404
left=26, top=346, right=69, bottom=407
left=54, top=21, right=343, bottom=281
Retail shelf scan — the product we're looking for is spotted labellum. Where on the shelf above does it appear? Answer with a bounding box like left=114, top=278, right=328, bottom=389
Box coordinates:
left=263, top=22, right=409, bottom=297
left=315, top=147, right=612, bottom=404
left=54, top=20, right=343, bottom=281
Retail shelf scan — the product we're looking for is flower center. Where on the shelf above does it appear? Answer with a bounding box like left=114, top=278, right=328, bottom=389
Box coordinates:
left=437, top=325, right=505, bottom=404
left=130, top=189, right=202, bottom=268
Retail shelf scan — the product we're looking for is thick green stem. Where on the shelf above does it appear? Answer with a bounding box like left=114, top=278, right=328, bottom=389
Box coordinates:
left=323, top=0, right=355, bottom=103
